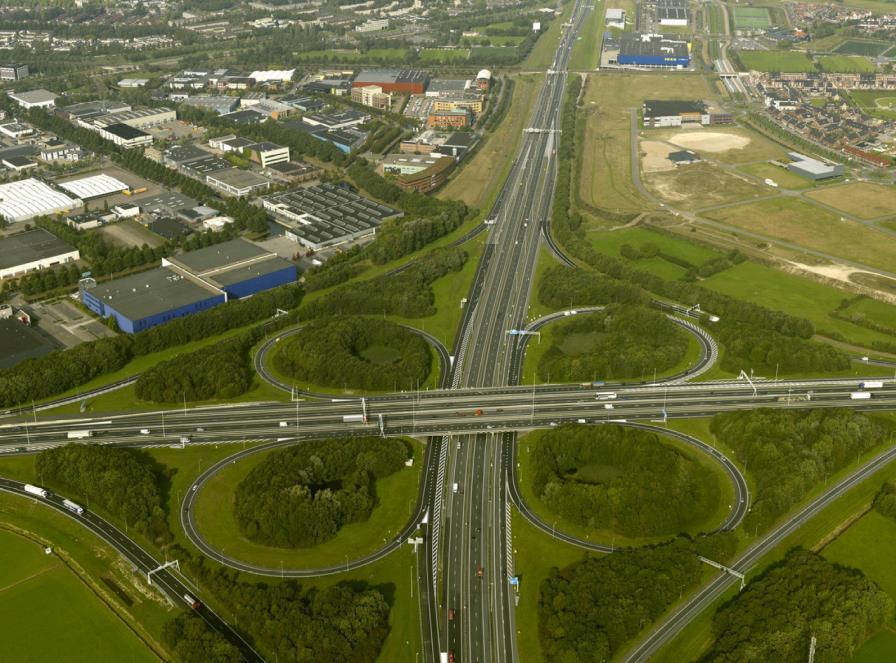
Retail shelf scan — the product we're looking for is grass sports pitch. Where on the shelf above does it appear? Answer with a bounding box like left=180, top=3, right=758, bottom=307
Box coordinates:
left=833, top=40, right=890, bottom=56
left=737, top=50, right=815, bottom=73
left=734, top=7, right=770, bottom=29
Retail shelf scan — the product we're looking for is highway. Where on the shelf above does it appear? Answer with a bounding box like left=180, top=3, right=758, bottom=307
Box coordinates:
left=0, top=478, right=262, bottom=662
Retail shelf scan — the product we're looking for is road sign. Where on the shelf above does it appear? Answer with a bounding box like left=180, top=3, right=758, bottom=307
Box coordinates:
left=509, top=576, right=519, bottom=586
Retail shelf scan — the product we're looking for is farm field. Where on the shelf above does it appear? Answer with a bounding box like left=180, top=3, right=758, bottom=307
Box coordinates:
left=737, top=49, right=815, bottom=72
left=738, top=162, right=815, bottom=189
left=817, top=54, right=877, bottom=73
left=644, top=162, right=768, bottom=210
left=834, top=40, right=890, bottom=56
left=703, top=197, right=896, bottom=272
left=579, top=73, right=715, bottom=215
left=0, top=530, right=159, bottom=663
left=419, top=48, right=470, bottom=63
left=805, top=182, right=896, bottom=219
left=733, top=6, right=770, bottom=28
left=651, top=125, right=789, bottom=164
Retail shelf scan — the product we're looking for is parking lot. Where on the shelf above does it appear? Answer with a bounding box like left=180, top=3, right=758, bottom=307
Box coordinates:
left=25, top=297, right=116, bottom=349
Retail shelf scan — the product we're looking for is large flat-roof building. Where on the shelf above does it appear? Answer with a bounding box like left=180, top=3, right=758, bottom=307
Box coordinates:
left=352, top=69, right=430, bottom=95
left=0, top=178, right=82, bottom=223
left=262, top=183, right=401, bottom=249
left=0, top=317, right=56, bottom=369
left=0, top=228, right=80, bottom=279
left=617, top=33, right=690, bottom=69
left=81, top=238, right=296, bottom=333
left=8, top=89, right=58, bottom=109
left=205, top=168, right=271, bottom=197
left=0, top=63, right=29, bottom=81
left=98, top=122, right=153, bottom=149
left=786, top=152, right=844, bottom=181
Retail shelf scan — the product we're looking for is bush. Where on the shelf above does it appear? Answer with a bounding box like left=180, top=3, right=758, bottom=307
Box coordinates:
left=530, top=425, right=720, bottom=537
left=873, top=481, right=896, bottom=522
left=537, top=265, right=642, bottom=310
left=537, top=305, right=689, bottom=382
left=274, top=316, right=431, bottom=391
left=234, top=437, right=409, bottom=548
left=162, top=614, right=242, bottom=663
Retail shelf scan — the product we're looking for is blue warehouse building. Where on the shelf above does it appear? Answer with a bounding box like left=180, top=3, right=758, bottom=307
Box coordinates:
left=82, top=238, right=296, bottom=333
left=617, top=33, right=690, bottom=69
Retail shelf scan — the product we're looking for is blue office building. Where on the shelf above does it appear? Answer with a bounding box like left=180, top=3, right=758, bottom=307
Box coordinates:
left=82, top=238, right=297, bottom=333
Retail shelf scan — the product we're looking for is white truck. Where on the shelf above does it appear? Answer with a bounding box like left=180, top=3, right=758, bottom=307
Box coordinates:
left=343, top=414, right=367, bottom=423
left=860, top=381, right=884, bottom=389
left=23, top=484, right=48, bottom=499
left=62, top=499, right=84, bottom=515
left=596, top=392, right=617, bottom=400
left=66, top=430, right=93, bottom=439
left=850, top=392, right=872, bottom=400
left=183, top=594, right=201, bottom=609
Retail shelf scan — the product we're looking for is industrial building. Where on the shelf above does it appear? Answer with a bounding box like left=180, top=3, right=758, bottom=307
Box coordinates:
left=58, top=174, right=130, bottom=200
left=206, top=168, right=271, bottom=196
left=8, top=89, right=58, bottom=109
left=0, top=309, right=55, bottom=369
left=433, top=93, right=484, bottom=115
left=786, top=153, right=844, bottom=181
left=427, top=109, right=472, bottom=129
left=351, top=85, right=393, bottom=111
left=0, top=178, right=81, bottom=223
left=605, top=8, right=626, bottom=29
left=0, top=228, right=80, bottom=279
left=81, top=238, right=296, bottom=333
left=90, top=107, right=177, bottom=131
left=642, top=100, right=732, bottom=127
left=0, top=63, right=29, bottom=81
left=98, top=123, right=153, bottom=149
left=352, top=69, right=430, bottom=95
left=475, top=70, right=492, bottom=91
left=656, top=0, right=689, bottom=26
left=262, top=183, right=401, bottom=249
left=302, top=109, right=370, bottom=130
left=381, top=153, right=448, bottom=175
left=616, top=33, right=690, bottom=69
left=425, top=79, right=472, bottom=97
left=180, top=95, right=240, bottom=115
left=394, top=156, right=455, bottom=193
left=61, top=100, right=133, bottom=126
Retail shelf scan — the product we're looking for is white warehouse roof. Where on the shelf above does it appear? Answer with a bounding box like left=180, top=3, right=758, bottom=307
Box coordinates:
left=0, top=178, right=80, bottom=223
left=249, top=69, right=295, bottom=83
left=477, top=69, right=492, bottom=80
left=59, top=173, right=129, bottom=200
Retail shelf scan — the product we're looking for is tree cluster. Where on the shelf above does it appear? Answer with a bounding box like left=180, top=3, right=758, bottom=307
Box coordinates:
left=273, top=316, right=431, bottom=392
left=710, top=409, right=891, bottom=533
left=538, top=537, right=704, bottom=662
left=537, top=265, right=643, bottom=310
left=716, top=320, right=850, bottom=375
left=35, top=444, right=168, bottom=540
left=162, top=614, right=242, bottom=663
left=531, top=424, right=720, bottom=537
left=135, top=330, right=260, bottom=402
left=234, top=437, right=409, bottom=547
left=873, top=481, right=896, bottom=523
left=537, top=305, right=689, bottom=382
left=702, top=549, right=892, bottom=662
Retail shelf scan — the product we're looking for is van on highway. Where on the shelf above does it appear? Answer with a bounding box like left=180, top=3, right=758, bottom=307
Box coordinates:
left=139, top=429, right=151, bottom=435
left=279, top=421, right=289, bottom=427
left=604, top=404, right=614, bottom=410
left=452, top=483, right=459, bottom=493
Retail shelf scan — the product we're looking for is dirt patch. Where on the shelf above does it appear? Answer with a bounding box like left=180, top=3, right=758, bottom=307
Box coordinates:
left=668, top=131, right=751, bottom=153
left=640, top=141, right=676, bottom=173
left=785, top=260, right=896, bottom=304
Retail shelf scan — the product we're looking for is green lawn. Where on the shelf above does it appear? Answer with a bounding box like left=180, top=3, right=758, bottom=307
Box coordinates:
left=834, top=40, right=890, bottom=56
left=733, top=7, right=770, bottom=29
left=843, top=296, right=896, bottom=330
left=514, top=426, right=734, bottom=548
left=738, top=162, right=815, bottom=190
left=191, top=438, right=423, bottom=569
left=568, top=0, right=602, bottom=70
left=823, top=510, right=896, bottom=600
left=851, top=628, right=896, bottom=663
left=818, top=55, right=877, bottom=73
left=737, top=50, right=815, bottom=73
left=419, top=48, right=470, bottom=63
left=293, top=48, right=406, bottom=63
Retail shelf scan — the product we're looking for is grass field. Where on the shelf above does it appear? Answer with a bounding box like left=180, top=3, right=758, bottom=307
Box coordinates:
left=701, top=260, right=896, bottom=348
left=644, top=163, right=769, bottom=210
left=737, top=50, right=816, bottom=73
left=843, top=296, right=896, bottom=329
left=818, top=54, right=877, bottom=73
left=848, top=89, right=896, bottom=120
left=419, top=48, right=470, bottom=63
left=738, top=162, right=815, bottom=189
left=589, top=226, right=723, bottom=269
left=805, top=182, right=896, bottom=220
left=834, top=40, right=891, bottom=56
left=0, top=530, right=160, bottom=663
left=293, top=48, right=406, bottom=63
left=568, top=0, right=602, bottom=70
left=579, top=73, right=715, bottom=214
left=522, top=0, right=573, bottom=69
left=439, top=74, right=541, bottom=209
left=733, top=7, right=771, bottom=28
left=703, top=196, right=896, bottom=272
left=514, top=426, right=734, bottom=547
left=852, top=629, right=896, bottom=663
left=192, top=438, right=423, bottom=569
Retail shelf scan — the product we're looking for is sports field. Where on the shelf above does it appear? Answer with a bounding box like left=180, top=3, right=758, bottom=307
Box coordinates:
left=737, top=50, right=815, bottom=73
left=733, top=7, right=770, bottom=28
left=817, top=55, right=876, bottom=73
left=703, top=197, right=896, bottom=272
left=0, top=530, right=158, bottom=662
left=834, top=40, right=890, bottom=56
left=849, top=89, right=896, bottom=121
left=806, top=182, right=896, bottom=220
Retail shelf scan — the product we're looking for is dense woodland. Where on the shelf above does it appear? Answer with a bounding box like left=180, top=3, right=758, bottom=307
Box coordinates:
left=873, top=481, right=896, bottom=522
left=537, top=306, right=689, bottom=382
left=710, top=409, right=891, bottom=533
left=36, top=444, right=168, bottom=540
left=530, top=425, right=720, bottom=537
left=162, top=614, right=242, bottom=663
left=537, top=265, right=642, bottom=310
left=274, top=316, right=431, bottom=392
left=539, top=537, right=708, bottom=661
left=701, top=549, right=892, bottom=662
left=0, top=285, right=300, bottom=408
left=234, top=437, right=409, bottom=548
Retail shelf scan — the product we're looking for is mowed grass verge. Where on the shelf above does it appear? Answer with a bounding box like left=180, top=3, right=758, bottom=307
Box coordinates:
left=702, top=196, right=896, bottom=272
left=191, top=438, right=423, bottom=569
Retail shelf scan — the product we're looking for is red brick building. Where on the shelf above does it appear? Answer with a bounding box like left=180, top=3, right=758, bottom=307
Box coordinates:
left=426, top=109, right=471, bottom=129
left=352, top=69, right=430, bottom=95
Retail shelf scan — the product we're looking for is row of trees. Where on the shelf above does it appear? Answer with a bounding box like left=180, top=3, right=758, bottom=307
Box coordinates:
left=703, top=549, right=892, bottom=662
left=710, top=409, right=891, bottom=534
left=531, top=425, right=720, bottom=537
left=35, top=444, right=169, bottom=541
left=537, top=306, right=689, bottom=382
left=619, top=241, right=746, bottom=281
left=234, top=437, right=409, bottom=548
left=873, top=481, right=896, bottom=522
left=273, top=316, right=431, bottom=392
left=537, top=265, right=643, bottom=310
left=0, top=284, right=301, bottom=407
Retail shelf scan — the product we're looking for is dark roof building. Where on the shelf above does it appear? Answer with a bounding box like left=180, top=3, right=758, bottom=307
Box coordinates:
left=352, top=69, right=430, bottom=94
left=0, top=228, right=80, bottom=279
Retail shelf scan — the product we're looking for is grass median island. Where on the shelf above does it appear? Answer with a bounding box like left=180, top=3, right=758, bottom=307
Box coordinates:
left=536, top=305, right=690, bottom=382
left=192, top=437, right=423, bottom=568
left=273, top=316, right=433, bottom=392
